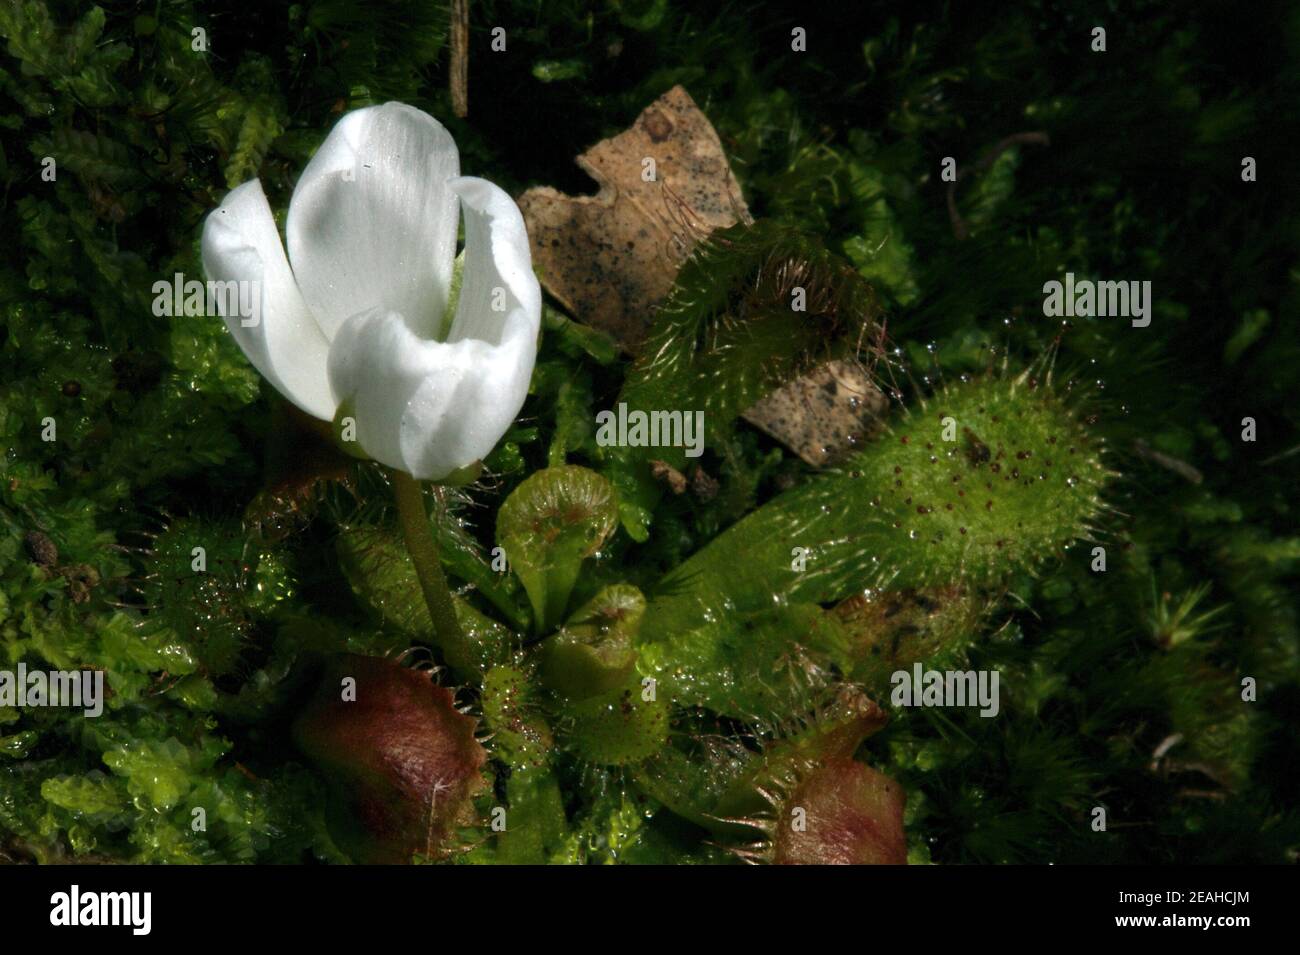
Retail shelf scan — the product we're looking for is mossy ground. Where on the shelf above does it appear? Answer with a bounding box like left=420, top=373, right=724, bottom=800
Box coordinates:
left=1, top=0, right=1297, bottom=864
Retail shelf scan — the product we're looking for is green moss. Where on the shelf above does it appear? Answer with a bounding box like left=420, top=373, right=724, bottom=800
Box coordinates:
left=138, top=517, right=274, bottom=676
left=1, top=0, right=1295, bottom=865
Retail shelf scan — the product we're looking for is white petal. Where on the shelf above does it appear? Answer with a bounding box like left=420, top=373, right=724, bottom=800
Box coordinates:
left=327, top=177, right=542, bottom=480
left=328, top=307, right=536, bottom=480
left=445, top=176, right=542, bottom=348
left=286, top=102, right=460, bottom=342
left=201, top=179, right=336, bottom=420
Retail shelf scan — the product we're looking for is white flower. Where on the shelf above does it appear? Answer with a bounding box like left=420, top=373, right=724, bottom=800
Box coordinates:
left=201, top=102, right=541, bottom=481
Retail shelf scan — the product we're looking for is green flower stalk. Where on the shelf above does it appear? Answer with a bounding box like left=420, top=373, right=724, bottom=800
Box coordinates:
left=390, top=469, right=473, bottom=674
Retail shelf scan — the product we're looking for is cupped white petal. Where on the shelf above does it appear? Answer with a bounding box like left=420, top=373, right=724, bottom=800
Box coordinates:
left=286, top=102, right=460, bottom=342
left=327, top=177, right=541, bottom=481
left=327, top=308, right=536, bottom=480
left=444, top=176, right=542, bottom=348
left=201, top=179, right=336, bottom=420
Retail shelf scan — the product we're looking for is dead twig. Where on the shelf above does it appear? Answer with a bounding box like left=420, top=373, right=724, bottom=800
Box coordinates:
left=1134, top=439, right=1203, bottom=484
left=450, top=0, right=470, bottom=118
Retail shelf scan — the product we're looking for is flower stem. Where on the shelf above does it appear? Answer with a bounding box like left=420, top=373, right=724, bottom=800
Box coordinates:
left=390, top=468, right=473, bottom=673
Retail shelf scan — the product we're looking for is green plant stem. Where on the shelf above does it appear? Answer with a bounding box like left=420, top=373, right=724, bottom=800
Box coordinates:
left=390, top=468, right=473, bottom=674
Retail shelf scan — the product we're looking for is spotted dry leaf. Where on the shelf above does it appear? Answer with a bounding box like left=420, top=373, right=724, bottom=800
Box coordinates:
left=518, top=85, right=751, bottom=352
left=519, top=86, right=887, bottom=466
left=742, top=359, right=890, bottom=467
left=649, top=459, right=688, bottom=495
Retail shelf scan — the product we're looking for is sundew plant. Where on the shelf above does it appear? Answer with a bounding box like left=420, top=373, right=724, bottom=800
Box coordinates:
left=0, top=0, right=1297, bottom=866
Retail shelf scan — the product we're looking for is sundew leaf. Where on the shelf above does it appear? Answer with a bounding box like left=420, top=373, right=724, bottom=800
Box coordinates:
left=495, top=767, right=568, bottom=864
left=618, top=220, right=883, bottom=470
left=336, top=526, right=514, bottom=670
left=291, top=654, right=486, bottom=864
left=496, top=465, right=619, bottom=634
left=833, top=585, right=988, bottom=694
left=338, top=526, right=447, bottom=635
left=481, top=664, right=553, bottom=771
left=633, top=737, right=754, bottom=831
left=636, top=602, right=853, bottom=721
left=561, top=673, right=669, bottom=766
left=137, top=516, right=272, bottom=677
left=642, top=374, right=1109, bottom=646
left=710, top=688, right=905, bottom=864
left=602, top=220, right=883, bottom=538
left=540, top=584, right=644, bottom=698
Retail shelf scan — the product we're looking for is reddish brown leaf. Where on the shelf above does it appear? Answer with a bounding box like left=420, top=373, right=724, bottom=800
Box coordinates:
left=292, top=654, right=487, bottom=864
